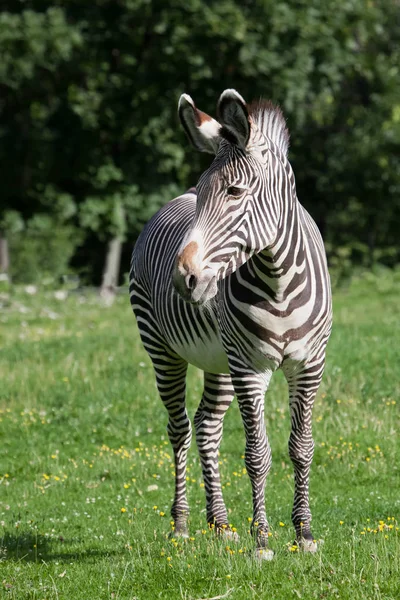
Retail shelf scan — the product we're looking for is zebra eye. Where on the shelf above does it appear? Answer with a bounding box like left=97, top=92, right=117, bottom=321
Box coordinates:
left=227, top=186, right=244, bottom=197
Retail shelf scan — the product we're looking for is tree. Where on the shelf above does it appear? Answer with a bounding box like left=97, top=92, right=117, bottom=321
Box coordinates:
left=1, top=0, right=399, bottom=284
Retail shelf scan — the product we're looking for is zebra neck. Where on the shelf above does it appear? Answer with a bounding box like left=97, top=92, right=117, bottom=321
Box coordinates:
left=247, top=203, right=308, bottom=301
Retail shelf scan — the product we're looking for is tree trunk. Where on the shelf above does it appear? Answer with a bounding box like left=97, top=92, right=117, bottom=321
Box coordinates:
left=0, top=233, right=10, bottom=275
left=100, top=237, right=122, bottom=306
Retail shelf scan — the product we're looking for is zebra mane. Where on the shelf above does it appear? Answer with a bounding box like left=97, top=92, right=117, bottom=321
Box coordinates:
left=248, top=100, right=290, bottom=156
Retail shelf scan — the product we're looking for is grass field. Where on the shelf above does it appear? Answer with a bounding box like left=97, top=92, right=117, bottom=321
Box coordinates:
left=1, top=271, right=400, bottom=599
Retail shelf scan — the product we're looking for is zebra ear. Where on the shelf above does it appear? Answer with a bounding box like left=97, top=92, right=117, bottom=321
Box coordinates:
left=178, top=94, right=221, bottom=155
left=217, top=89, right=250, bottom=150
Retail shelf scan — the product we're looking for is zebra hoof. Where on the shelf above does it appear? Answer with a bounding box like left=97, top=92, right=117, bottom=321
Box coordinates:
left=221, top=528, right=240, bottom=542
left=169, top=528, right=189, bottom=540
left=214, top=524, right=240, bottom=541
left=297, top=537, right=318, bottom=553
left=255, top=548, right=274, bottom=561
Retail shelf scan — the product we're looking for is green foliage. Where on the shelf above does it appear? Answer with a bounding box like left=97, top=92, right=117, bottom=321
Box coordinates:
left=8, top=215, right=81, bottom=283
left=0, top=7, right=82, bottom=87
left=0, top=283, right=399, bottom=598
left=0, top=0, right=399, bottom=281
left=0, top=211, right=24, bottom=235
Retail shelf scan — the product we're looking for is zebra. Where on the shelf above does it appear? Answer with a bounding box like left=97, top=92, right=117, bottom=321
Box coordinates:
left=130, top=89, right=332, bottom=559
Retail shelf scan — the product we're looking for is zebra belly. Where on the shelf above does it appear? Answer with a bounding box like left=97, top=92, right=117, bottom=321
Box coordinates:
left=169, top=334, right=230, bottom=374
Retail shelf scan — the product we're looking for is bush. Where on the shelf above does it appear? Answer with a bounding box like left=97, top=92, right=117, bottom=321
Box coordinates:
left=8, top=215, right=82, bottom=284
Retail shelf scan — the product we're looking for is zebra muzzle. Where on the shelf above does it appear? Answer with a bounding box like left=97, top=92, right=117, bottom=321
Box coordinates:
left=173, top=265, right=217, bottom=305
left=173, top=239, right=218, bottom=304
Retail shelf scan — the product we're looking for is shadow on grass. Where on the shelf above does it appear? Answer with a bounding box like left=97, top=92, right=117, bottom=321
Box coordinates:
left=0, top=531, right=118, bottom=563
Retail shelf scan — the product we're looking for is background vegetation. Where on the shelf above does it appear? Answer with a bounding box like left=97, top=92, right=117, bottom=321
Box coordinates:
left=1, top=273, right=399, bottom=599
left=1, top=0, right=400, bottom=285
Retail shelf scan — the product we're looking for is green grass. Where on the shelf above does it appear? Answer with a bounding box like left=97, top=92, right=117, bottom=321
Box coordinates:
left=1, top=272, right=400, bottom=599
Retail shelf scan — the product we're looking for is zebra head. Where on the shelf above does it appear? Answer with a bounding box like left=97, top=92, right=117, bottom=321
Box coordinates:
left=173, top=89, right=290, bottom=305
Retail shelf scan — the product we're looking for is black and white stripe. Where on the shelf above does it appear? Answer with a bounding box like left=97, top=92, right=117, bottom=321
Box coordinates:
left=130, top=89, right=332, bottom=557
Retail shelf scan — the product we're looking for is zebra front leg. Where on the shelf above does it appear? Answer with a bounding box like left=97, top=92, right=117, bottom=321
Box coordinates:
left=154, top=358, right=191, bottom=538
left=194, top=372, right=235, bottom=536
left=231, top=370, right=274, bottom=559
left=283, top=355, right=326, bottom=552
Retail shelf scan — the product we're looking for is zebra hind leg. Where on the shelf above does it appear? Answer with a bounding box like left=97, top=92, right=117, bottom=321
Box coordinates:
left=152, top=354, right=191, bottom=538
left=283, top=354, right=326, bottom=553
left=194, top=372, right=236, bottom=538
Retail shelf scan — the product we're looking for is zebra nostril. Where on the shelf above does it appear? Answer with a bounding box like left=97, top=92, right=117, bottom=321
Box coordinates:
left=185, top=274, right=197, bottom=291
